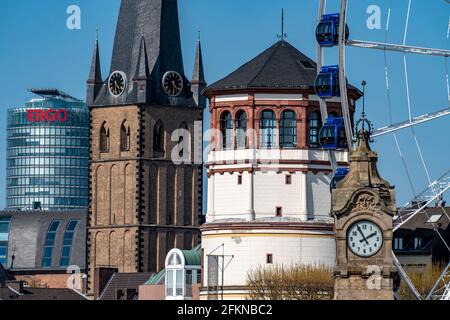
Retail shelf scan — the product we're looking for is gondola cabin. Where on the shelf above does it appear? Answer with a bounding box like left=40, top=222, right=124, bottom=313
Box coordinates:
left=315, top=65, right=340, bottom=98
left=316, top=13, right=349, bottom=47
left=319, top=116, right=348, bottom=149
left=330, top=167, right=349, bottom=191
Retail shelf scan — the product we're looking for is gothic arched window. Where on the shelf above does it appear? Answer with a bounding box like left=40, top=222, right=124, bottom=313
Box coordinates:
left=153, top=121, right=164, bottom=152
left=120, top=122, right=130, bottom=152
left=259, top=110, right=277, bottom=148
left=220, top=111, right=233, bottom=150
left=100, top=122, right=110, bottom=153
left=235, top=111, right=247, bottom=149
left=280, top=110, right=297, bottom=148
left=309, top=111, right=322, bottom=148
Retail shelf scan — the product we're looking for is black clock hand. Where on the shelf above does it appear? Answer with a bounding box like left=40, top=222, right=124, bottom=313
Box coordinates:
left=357, top=226, right=369, bottom=245
left=360, top=232, right=377, bottom=243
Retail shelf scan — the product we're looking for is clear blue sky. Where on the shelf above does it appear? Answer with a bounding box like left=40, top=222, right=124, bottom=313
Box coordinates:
left=0, top=0, right=449, bottom=208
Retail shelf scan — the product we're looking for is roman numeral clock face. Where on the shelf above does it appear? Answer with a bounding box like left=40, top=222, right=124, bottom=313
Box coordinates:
left=162, top=71, right=183, bottom=96
left=347, top=220, right=383, bottom=257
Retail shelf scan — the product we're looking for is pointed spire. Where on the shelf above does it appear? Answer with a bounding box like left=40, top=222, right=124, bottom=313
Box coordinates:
left=191, top=33, right=207, bottom=108
left=192, top=34, right=206, bottom=85
left=134, top=36, right=150, bottom=80
left=88, top=34, right=102, bottom=84
left=87, top=32, right=103, bottom=106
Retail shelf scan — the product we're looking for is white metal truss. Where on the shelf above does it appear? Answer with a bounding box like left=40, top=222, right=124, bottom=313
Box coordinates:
left=317, top=0, right=338, bottom=172
left=394, top=170, right=450, bottom=231
left=346, top=40, right=450, bottom=58
left=427, top=262, right=450, bottom=300
left=373, top=107, right=450, bottom=137
left=338, top=0, right=354, bottom=149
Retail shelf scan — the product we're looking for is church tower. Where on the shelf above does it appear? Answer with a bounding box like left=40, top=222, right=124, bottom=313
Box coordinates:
left=86, top=0, right=205, bottom=295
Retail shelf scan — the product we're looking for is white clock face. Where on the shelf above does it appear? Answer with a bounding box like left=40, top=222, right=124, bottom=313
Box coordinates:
left=347, top=220, right=383, bottom=257
left=109, top=71, right=127, bottom=97
left=162, top=71, right=183, bottom=96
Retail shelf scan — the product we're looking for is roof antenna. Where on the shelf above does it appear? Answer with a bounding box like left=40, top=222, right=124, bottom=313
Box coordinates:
left=277, top=9, right=288, bottom=40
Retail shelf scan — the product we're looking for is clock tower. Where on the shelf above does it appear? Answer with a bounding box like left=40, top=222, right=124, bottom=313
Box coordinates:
left=86, top=0, right=205, bottom=296
left=331, top=119, right=397, bottom=300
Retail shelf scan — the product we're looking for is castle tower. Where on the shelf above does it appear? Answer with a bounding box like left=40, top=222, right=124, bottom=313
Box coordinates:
left=86, top=0, right=205, bottom=296
left=200, top=40, right=361, bottom=300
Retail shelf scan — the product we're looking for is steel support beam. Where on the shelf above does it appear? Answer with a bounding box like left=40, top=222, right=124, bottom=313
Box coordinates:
left=347, top=39, right=450, bottom=57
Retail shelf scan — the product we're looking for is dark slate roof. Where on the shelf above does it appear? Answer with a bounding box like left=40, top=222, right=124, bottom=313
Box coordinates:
left=98, top=272, right=154, bottom=300
left=0, top=210, right=87, bottom=272
left=0, top=287, right=88, bottom=300
left=92, top=0, right=195, bottom=107
left=205, top=40, right=359, bottom=94
left=398, top=207, right=450, bottom=231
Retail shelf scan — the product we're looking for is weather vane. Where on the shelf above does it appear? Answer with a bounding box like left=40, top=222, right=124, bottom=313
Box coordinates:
left=277, top=9, right=288, bottom=40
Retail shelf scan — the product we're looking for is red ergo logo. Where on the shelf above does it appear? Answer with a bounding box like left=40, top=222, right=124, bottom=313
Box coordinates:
left=27, top=109, right=68, bottom=123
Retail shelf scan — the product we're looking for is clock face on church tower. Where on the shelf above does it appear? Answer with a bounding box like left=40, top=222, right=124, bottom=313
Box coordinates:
left=108, top=71, right=127, bottom=97
left=347, top=220, right=383, bottom=257
left=162, top=71, right=183, bottom=96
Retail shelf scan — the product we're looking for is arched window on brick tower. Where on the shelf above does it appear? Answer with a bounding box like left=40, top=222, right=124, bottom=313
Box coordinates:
left=100, top=122, right=110, bottom=153
left=259, top=110, right=277, bottom=148
left=220, top=111, right=233, bottom=150
left=309, top=111, right=322, bottom=148
left=235, top=110, right=247, bottom=149
left=120, top=121, right=130, bottom=152
left=153, top=121, right=164, bottom=152
left=280, top=110, right=297, bottom=148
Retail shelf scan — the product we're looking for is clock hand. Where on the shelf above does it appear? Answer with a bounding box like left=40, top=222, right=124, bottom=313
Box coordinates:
left=357, top=226, right=369, bottom=245
left=360, top=232, right=378, bottom=243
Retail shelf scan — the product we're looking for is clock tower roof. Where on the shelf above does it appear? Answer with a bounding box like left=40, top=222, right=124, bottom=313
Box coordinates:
left=91, top=0, right=194, bottom=107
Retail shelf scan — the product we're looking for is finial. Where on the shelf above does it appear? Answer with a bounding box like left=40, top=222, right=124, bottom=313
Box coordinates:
left=277, top=9, right=288, bottom=40
left=141, top=22, right=145, bottom=37
left=198, top=30, right=201, bottom=42
left=96, top=26, right=99, bottom=41
left=355, top=80, right=374, bottom=143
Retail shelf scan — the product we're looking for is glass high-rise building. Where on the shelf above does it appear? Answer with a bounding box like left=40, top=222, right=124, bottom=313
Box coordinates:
left=6, top=89, right=89, bottom=211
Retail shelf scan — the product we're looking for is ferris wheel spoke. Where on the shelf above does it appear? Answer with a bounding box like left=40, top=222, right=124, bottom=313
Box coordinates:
left=346, top=40, right=450, bottom=58
left=373, top=107, right=450, bottom=137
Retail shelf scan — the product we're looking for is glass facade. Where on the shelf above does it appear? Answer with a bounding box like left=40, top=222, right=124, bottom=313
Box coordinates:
left=0, top=217, right=11, bottom=266
left=6, top=90, right=89, bottom=210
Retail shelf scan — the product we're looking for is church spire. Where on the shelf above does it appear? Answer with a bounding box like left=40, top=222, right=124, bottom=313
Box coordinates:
left=134, top=35, right=151, bottom=103
left=191, top=34, right=207, bottom=108
left=91, top=0, right=192, bottom=107
left=86, top=34, right=103, bottom=107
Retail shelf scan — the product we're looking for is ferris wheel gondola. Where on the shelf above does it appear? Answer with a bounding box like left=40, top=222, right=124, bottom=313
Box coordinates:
left=316, top=13, right=349, bottom=47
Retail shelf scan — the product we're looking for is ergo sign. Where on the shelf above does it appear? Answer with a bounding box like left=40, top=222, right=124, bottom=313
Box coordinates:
left=27, top=109, right=68, bottom=123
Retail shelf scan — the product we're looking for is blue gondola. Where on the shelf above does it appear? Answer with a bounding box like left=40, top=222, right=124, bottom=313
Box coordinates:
left=330, top=167, right=349, bottom=191
left=315, top=65, right=340, bottom=98
left=319, top=116, right=348, bottom=149
left=316, top=13, right=349, bottom=47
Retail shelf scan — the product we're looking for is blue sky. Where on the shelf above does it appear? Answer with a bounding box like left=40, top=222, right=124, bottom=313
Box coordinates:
left=0, top=0, right=449, bottom=208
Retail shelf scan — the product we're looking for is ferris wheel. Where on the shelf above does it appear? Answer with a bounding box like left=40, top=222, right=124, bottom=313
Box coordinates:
left=314, top=0, right=450, bottom=300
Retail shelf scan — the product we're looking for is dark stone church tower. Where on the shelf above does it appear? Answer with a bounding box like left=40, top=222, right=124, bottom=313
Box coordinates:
left=86, top=0, right=205, bottom=295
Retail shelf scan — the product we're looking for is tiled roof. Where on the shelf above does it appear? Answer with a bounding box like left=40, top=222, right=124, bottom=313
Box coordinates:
left=98, top=272, right=154, bottom=300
